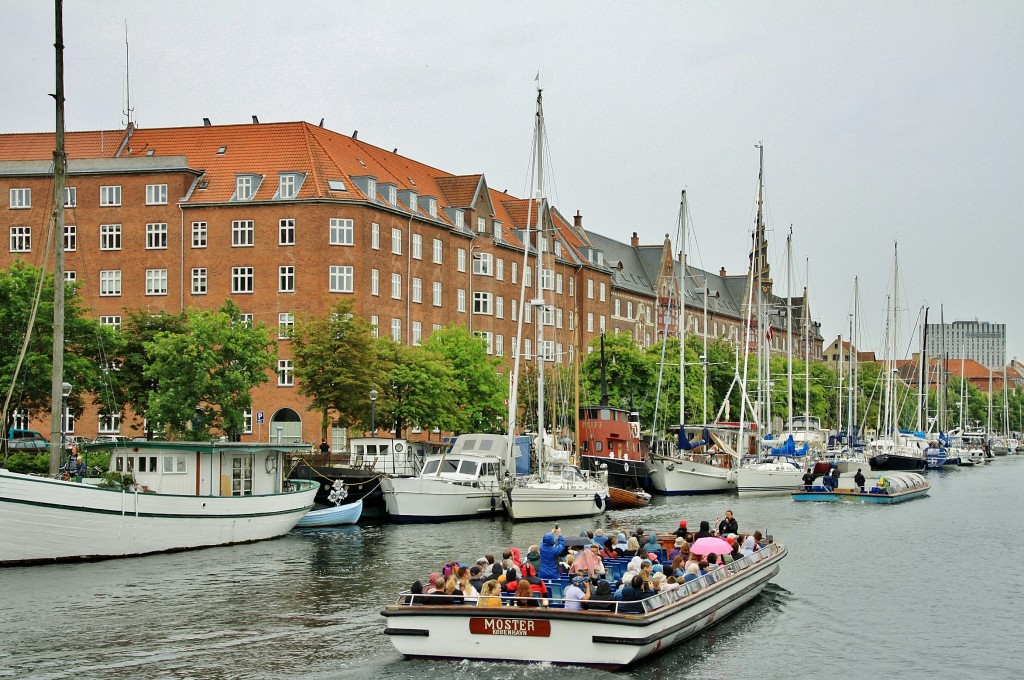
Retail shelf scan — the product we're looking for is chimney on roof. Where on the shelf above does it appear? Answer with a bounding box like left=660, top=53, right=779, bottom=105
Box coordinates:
left=252, top=115, right=259, bottom=124
left=203, top=117, right=211, bottom=126
left=319, top=118, right=324, bottom=127
left=393, top=148, right=398, bottom=154
left=631, top=231, right=639, bottom=247
left=352, top=130, right=358, bottom=140
left=574, top=210, right=583, bottom=228
left=720, top=266, right=727, bottom=277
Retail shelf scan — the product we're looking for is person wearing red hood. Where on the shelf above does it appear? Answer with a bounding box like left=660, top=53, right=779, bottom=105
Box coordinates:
left=674, top=520, right=689, bottom=539
left=538, top=528, right=566, bottom=579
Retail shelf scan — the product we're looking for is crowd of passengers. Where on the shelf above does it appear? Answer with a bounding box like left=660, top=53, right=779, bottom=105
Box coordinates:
left=405, top=512, right=773, bottom=612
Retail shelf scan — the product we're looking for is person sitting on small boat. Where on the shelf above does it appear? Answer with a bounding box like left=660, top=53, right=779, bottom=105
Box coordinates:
left=424, top=572, right=441, bottom=594
left=599, top=538, right=618, bottom=559
left=468, top=566, right=485, bottom=594
left=639, top=560, right=655, bottom=590
left=729, top=537, right=743, bottom=563
left=485, top=563, right=503, bottom=583
left=501, top=568, right=520, bottom=592
left=508, top=546, right=526, bottom=574
left=619, top=575, right=650, bottom=614
left=705, top=554, right=726, bottom=579
left=694, top=521, right=714, bottom=540
left=444, top=576, right=465, bottom=605
left=511, top=579, right=542, bottom=607
left=673, top=520, right=689, bottom=540
left=753, top=530, right=766, bottom=549
left=583, top=579, right=615, bottom=611
left=477, top=579, right=503, bottom=607
left=642, top=533, right=661, bottom=557
left=802, top=469, right=815, bottom=491
left=717, top=510, right=738, bottom=536
left=406, top=580, right=425, bottom=605
left=669, top=555, right=685, bottom=578
left=683, top=562, right=702, bottom=583
left=740, top=535, right=757, bottom=557
left=526, top=544, right=541, bottom=574
left=457, top=566, right=479, bottom=602
left=854, top=468, right=866, bottom=492
left=613, top=532, right=629, bottom=553
left=668, top=537, right=687, bottom=561
left=500, top=557, right=521, bottom=581
left=427, top=576, right=447, bottom=602
left=564, top=575, right=591, bottom=610
left=538, top=529, right=566, bottom=579
left=593, top=528, right=607, bottom=545
left=621, top=536, right=640, bottom=558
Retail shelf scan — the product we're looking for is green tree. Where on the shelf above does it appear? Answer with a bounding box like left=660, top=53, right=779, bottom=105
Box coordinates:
left=375, top=340, right=460, bottom=437
left=290, top=300, right=382, bottom=434
left=144, top=301, right=276, bottom=439
left=113, top=310, right=188, bottom=436
left=421, top=325, right=507, bottom=433
left=581, top=332, right=656, bottom=411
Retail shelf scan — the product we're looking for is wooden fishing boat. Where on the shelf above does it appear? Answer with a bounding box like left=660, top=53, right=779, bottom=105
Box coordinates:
left=608, top=486, right=651, bottom=509
left=294, top=498, right=363, bottom=527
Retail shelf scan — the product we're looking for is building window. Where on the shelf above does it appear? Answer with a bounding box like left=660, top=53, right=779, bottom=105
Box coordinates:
left=232, top=220, right=255, bottom=247
left=63, top=225, right=76, bottom=251
left=238, top=313, right=254, bottom=327
left=9, top=226, right=31, bottom=252
left=496, top=335, right=504, bottom=357
left=243, top=409, right=253, bottom=434
left=600, top=282, right=607, bottom=302
left=329, top=265, right=353, bottom=293
left=371, top=269, right=380, bottom=296
left=524, top=265, right=532, bottom=288
left=391, top=318, right=402, bottom=342
left=556, top=273, right=563, bottom=294
left=512, top=262, right=518, bottom=284
left=391, top=273, right=402, bottom=300
left=277, top=359, right=294, bottom=386
left=278, top=312, right=295, bottom=339
left=232, top=267, right=254, bottom=293
left=100, top=185, right=121, bottom=206
left=511, top=300, right=518, bottom=322
left=99, top=315, right=121, bottom=329
left=457, top=248, right=467, bottom=272
left=370, top=315, right=379, bottom=337
left=412, top=233, right=422, bottom=260
left=588, top=279, right=594, bottom=299
left=496, top=296, right=504, bottom=319
left=569, top=277, right=574, bottom=297
left=496, top=259, right=504, bottom=280
left=473, top=292, right=493, bottom=315
left=473, top=252, right=493, bottom=276
left=279, top=218, right=295, bottom=245
left=65, top=271, right=76, bottom=283
left=371, top=223, right=380, bottom=250
left=63, top=187, right=76, bottom=207
left=99, top=270, right=121, bottom=296
left=99, top=224, right=121, bottom=250
left=279, top=174, right=297, bottom=199
left=98, top=413, right=121, bottom=434
left=145, top=269, right=168, bottom=296
left=9, top=188, right=30, bottom=209
left=146, top=184, right=168, bottom=205
left=457, top=289, right=467, bottom=313
left=433, top=281, right=442, bottom=307
left=236, top=176, right=254, bottom=201
left=279, top=265, right=295, bottom=293
left=541, top=268, right=554, bottom=290
left=191, top=221, right=207, bottom=248
left=524, top=339, right=532, bottom=360
left=587, top=313, right=594, bottom=332
left=330, top=218, right=354, bottom=245
left=191, top=268, right=207, bottom=295
left=433, top=238, right=443, bottom=264
left=412, top=321, right=423, bottom=346
left=614, top=299, right=621, bottom=317
left=391, top=227, right=402, bottom=255
left=412, top=277, right=422, bottom=304
left=477, top=216, right=486, bottom=233
left=477, top=331, right=494, bottom=354
left=146, top=223, right=168, bottom=249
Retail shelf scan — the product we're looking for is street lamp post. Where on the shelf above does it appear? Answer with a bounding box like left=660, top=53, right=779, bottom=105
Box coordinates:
left=60, top=381, right=72, bottom=467
left=369, top=389, right=379, bottom=434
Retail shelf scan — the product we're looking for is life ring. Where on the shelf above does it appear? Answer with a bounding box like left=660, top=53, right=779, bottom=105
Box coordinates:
left=623, top=462, right=629, bottom=472
left=394, top=442, right=404, bottom=453
left=265, top=454, right=278, bottom=474
left=594, top=493, right=603, bottom=509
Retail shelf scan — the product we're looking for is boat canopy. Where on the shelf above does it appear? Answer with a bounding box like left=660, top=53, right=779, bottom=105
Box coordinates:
left=678, top=426, right=709, bottom=451
left=770, top=435, right=808, bottom=457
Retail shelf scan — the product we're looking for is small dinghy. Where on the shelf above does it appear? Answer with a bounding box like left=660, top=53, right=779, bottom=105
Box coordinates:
left=295, top=481, right=363, bottom=527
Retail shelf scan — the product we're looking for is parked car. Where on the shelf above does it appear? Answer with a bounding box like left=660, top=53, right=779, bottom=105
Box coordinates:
left=65, top=435, right=91, bottom=449
left=92, top=435, right=131, bottom=444
left=5, top=428, right=49, bottom=451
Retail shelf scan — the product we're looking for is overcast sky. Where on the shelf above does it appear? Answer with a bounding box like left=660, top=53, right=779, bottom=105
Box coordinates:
left=4, top=1, right=1023, bottom=362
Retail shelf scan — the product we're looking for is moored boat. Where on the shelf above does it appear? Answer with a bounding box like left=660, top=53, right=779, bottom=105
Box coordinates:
left=792, top=471, right=929, bottom=504
left=607, top=486, right=651, bottom=509
left=382, top=538, right=786, bottom=670
left=1, top=440, right=318, bottom=566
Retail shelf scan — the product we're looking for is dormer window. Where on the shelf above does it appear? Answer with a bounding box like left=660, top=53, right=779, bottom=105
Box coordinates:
left=277, top=173, right=305, bottom=200
left=554, top=240, right=562, bottom=258
left=388, top=185, right=397, bottom=205
left=477, top=217, right=487, bottom=233
left=493, top=220, right=503, bottom=241
left=454, top=210, right=464, bottom=228
left=367, top=178, right=377, bottom=200
left=425, top=197, right=437, bottom=218
left=235, top=175, right=262, bottom=201
left=398, top=189, right=419, bottom=213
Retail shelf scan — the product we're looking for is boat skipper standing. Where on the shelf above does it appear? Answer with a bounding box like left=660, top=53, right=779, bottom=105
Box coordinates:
left=854, top=468, right=866, bottom=493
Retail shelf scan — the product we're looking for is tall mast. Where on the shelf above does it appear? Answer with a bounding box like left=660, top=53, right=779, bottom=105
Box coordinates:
left=803, top=258, right=810, bottom=424
left=918, top=307, right=929, bottom=432
left=852, top=277, right=859, bottom=436
left=846, top=313, right=854, bottom=440
left=892, top=243, right=900, bottom=436
left=49, top=0, right=68, bottom=476
left=678, top=190, right=687, bottom=426
left=533, top=89, right=547, bottom=481
left=786, top=228, right=794, bottom=429
left=837, top=333, right=844, bottom=436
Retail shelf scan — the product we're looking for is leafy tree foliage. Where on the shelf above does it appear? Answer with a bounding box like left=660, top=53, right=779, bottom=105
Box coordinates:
left=144, top=301, right=275, bottom=439
left=421, top=325, right=507, bottom=433
left=375, top=339, right=460, bottom=436
left=112, top=310, right=188, bottom=436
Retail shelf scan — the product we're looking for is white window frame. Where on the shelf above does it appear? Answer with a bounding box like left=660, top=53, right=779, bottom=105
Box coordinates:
left=279, top=218, right=295, bottom=245
left=473, top=291, right=493, bottom=315
left=412, top=277, right=422, bottom=304
left=329, top=265, right=353, bottom=293
left=279, top=265, right=295, bottom=293
left=457, top=248, right=467, bottom=272
left=391, top=273, right=402, bottom=300
left=100, top=224, right=121, bottom=250
left=432, top=238, right=443, bottom=264
left=98, top=413, right=121, bottom=434
left=412, top=233, right=422, bottom=260
left=100, top=185, right=121, bottom=207
left=9, top=226, right=31, bottom=252
left=371, top=269, right=380, bottom=296
left=391, top=318, right=402, bottom=342
left=231, top=267, right=255, bottom=294
left=236, top=176, right=254, bottom=201
left=496, top=335, right=504, bottom=357
left=495, top=296, right=504, bottom=319
left=191, top=221, right=207, bottom=248
left=412, top=321, right=422, bottom=346
left=277, top=359, right=294, bottom=386
left=330, top=218, right=354, bottom=246
left=496, top=258, right=504, bottom=280
left=371, top=223, right=380, bottom=250
left=391, top=227, right=402, bottom=255
left=433, top=281, right=442, bottom=307
left=145, top=184, right=168, bottom=205
left=64, top=225, right=76, bottom=252
left=457, top=288, right=467, bottom=313
left=63, top=186, right=76, bottom=208
left=9, top=188, right=30, bottom=209
left=232, top=220, right=255, bottom=247
left=279, top=174, right=297, bottom=200
left=473, top=252, right=493, bottom=276
left=146, top=223, right=168, bottom=250
left=278, top=312, right=295, bottom=339
left=99, top=270, right=121, bottom=296
left=191, top=268, right=207, bottom=295
left=145, top=269, right=168, bottom=296
left=100, top=315, right=121, bottom=329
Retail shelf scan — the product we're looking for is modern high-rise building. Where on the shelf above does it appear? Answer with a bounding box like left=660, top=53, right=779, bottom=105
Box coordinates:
left=924, top=320, right=1006, bottom=370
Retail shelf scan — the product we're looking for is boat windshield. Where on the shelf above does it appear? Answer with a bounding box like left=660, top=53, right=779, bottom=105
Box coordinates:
left=458, top=460, right=479, bottom=476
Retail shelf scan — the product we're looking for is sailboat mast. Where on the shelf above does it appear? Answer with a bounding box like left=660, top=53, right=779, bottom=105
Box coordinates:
left=918, top=307, right=929, bottom=432
left=679, top=190, right=687, bottom=427
left=852, top=277, right=859, bottom=435
left=803, top=258, right=810, bottom=423
left=786, top=229, right=793, bottom=429
left=533, top=89, right=547, bottom=481
left=49, top=0, right=68, bottom=476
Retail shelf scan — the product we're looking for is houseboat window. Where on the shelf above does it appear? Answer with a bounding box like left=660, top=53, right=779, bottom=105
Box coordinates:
left=580, top=441, right=589, bottom=453
left=458, top=460, right=479, bottom=476
left=231, top=457, right=254, bottom=496
left=354, top=444, right=365, bottom=455
left=114, top=456, right=124, bottom=472
left=483, top=463, right=498, bottom=477
left=162, top=455, right=187, bottom=473
left=595, top=442, right=604, bottom=452
left=600, top=409, right=611, bottom=420
left=135, top=456, right=158, bottom=472
left=422, top=459, right=440, bottom=475
left=442, top=459, right=460, bottom=474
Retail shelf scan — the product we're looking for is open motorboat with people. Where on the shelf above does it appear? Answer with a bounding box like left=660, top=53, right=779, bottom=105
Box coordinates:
left=792, top=471, right=929, bottom=504
left=1, top=440, right=318, bottom=566
left=379, top=433, right=513, bottom=523
left=381, top=528, right=787, bottom=670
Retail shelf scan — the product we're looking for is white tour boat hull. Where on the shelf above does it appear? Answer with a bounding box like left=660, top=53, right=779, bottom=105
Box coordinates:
left=0, top=469, right=317, bottom=565
left=383, top=543, right=786, bottom=670
left=647, top=456, right=733, bottom=495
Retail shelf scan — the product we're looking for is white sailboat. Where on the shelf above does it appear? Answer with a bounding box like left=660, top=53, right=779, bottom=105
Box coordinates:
left=647, top=191, right=735, bottom=495
left=0, top=4, right=318, bottom=566
left=504, top=87, right=608, bottom=521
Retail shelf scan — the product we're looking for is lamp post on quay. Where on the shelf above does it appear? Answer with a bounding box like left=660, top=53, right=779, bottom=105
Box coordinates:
left=369, top=389, right=379, bottom=434
left=60, top=381, right=72, bottom=468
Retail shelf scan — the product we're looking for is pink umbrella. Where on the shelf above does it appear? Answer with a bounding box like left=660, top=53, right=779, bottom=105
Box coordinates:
left=689, top=537, right=732, bottom=556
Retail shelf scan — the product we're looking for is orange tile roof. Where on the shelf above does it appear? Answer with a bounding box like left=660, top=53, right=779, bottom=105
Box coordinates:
left=436, top=175, right=483, bottom=208
left=0, top=130, right=125, bottom=161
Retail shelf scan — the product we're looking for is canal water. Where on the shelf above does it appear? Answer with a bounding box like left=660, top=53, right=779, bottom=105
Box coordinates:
left=2, top=457, right=1021, bottom=679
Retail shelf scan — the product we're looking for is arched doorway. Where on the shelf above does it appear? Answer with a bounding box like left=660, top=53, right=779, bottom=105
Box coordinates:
left=269, top=408, right=303, bottom=443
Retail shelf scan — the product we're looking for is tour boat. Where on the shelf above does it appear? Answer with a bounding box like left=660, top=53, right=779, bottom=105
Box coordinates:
left=792, top=472, right=929, bottom=504
left=382, top=539, right=786, bottom=670
left=0, top=440, right=319, bottom=566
